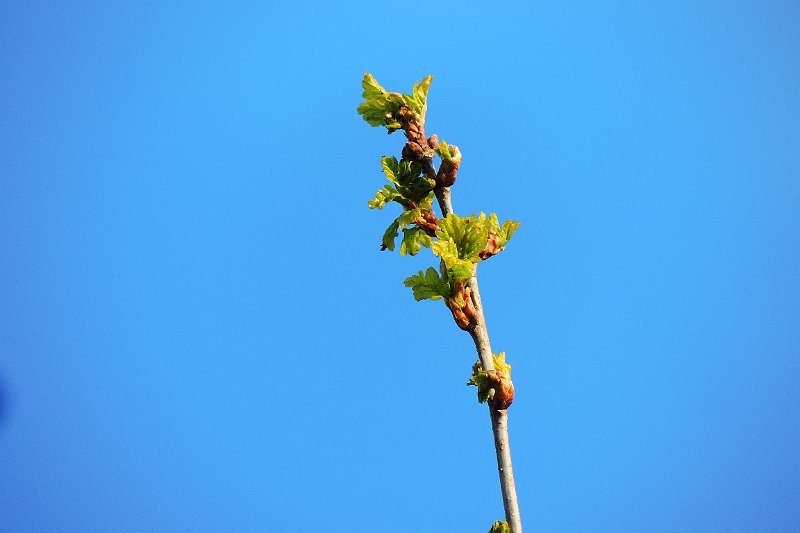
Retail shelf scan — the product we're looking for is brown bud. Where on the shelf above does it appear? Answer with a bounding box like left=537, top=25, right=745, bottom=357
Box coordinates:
left=489, top=371, right=515, bottom=409
left=462, top=286, right=478, bottom=325
left=436, top=144, right=462, bottom=187
left=427, top=134, right=439, bottom=149
left=446, top=283, right=477, bottom=331
left=436, top=163, right=459, bottom=187
left=478, top=232, right=503, bottom=260
left=414, top=209, right=440, bottom=236
left=450, top=307, right=471, bottom=329
left=402, top=141, right=425, bottom=161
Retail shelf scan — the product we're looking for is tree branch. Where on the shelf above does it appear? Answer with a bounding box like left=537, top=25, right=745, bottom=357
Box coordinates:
left=424, top=155, right=524, bottom=533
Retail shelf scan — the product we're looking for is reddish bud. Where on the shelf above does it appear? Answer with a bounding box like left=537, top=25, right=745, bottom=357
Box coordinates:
left=489, top=371, right=515, bottom=409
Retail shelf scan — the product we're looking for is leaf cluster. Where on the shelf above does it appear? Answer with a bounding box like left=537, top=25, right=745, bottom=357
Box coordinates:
left=468, top=352, right=512, bottom=404
left=488, top=521, right=511, bottom=533
left=400, top=212, right=519, bottom=302
left=369, top=156, right=436, bottom=255
left=434, top=139, right=458, bottom=163
left=434, top=213, right=519, bottom=271
left=403, top=266, right=473, bottom=304
left=357, top=73, right=432, bottom=133
left=360, top=74, right=519, bottom=311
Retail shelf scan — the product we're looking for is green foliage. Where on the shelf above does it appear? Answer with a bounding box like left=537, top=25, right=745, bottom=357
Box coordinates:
left=403, top=76, right=432, bottom=118
left=359, top=74, right=520, bottom=314
left=368, top=156, right=435, bottom=209
left=370, top=156, right=436, bottom=254
left=434, top=139, right=458, bottom=162
left=488, top=521, right=511, bottom=533
left=434, top=213, right=489, bottom=267
left=403, top=263, right=476, bottom=301
left=489, top=213, right=520, bottom=249
left=432, top=212, right=520, bottom=272
left=357, top=73, right=432, bottom=132
left=468, top=353, right=511, bottom=403
left=404, top=267, right=451, bottom=301
left=357, top=73, right=403, bottom=132
left=400, top=227, right=433, bottom=256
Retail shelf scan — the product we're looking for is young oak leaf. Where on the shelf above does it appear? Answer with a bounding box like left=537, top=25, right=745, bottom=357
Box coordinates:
left=372, top=156, right=435, bottom=211
left=381, top=208, right=419, bottom=252
left=403, top=267, right=451, bottom=301
left=489, top=212, right=520, bottom=249
left=357, top=74, right=404, bottom=132
left=436, top=212, right=520, bottom=264
left=372, top=156, right=436, bottom=254
left=434, top=139, right=459, bottom=162
left=400, top=227, right=433, bottom=256
left=468, top=353, right=514, bottom=408
left=357, top=73, right=433, bottom=133
left=368, top=184, right=401, bottom=210
left=434, top=213, right=487, bottom=265
left=381, top=219, right=400, bottom=251
left=433, top=140, right=462, bottom=187
left=380, top=202, right=438, bottom=254
left=488, top=521, right=511, bottom=533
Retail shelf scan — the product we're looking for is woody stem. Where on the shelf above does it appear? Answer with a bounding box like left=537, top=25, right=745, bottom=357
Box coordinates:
left=423, top=155, right=524, bottom=533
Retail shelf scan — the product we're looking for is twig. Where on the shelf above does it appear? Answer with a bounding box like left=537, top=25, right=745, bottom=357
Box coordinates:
left=424, top=156, right=524, bottom=533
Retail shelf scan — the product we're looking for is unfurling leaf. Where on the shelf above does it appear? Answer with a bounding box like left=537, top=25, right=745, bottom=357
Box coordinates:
left=400, top=227, right=433, bottom=256
left=435, top=212, right=520, bottom=265
left=381, top=220, right=400, bottom=251
left=368, top=185, right=400, bottom=210
left=357, top=73, right=433, bottom=133
left=372, top=155, right=437, bottom=252
left=404, top=267, right=450, bottom=301
left=468, top=353, right=515, bottom=408
left=357, top=73, right=404, bottom=132
left=433, top=140, right=462, bottom=186
left=488, top=521, right=511, bottom=533
left=377, top=156, right=435, bottom=208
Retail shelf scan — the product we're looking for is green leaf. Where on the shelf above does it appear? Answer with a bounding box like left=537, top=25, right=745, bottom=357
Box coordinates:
left=368, top=184, right=400, bottom=210
left=400, top=227, right=433, bottom=256
left=431, top=238, right=461, bottom=267
left=397, top=207, right=421, bottom=229
left=492, top=352, right=512, bottom=375
left=434, top=213, right=487, bottom=266
left=378, top=156, right=434, bottom=207
left=462, top=212, right=491, bottom=262
left=356, top=73, right=433, bottom=132
left=467, top=364, right=491, bottom=403
left=413, top=76, right=432, bottom=115
left=498, top=219, right=520, bottom=248
left=356, top=73, right=404, bottom=132
left=381, top=220, right=400, bottom=251
left=488, top=521, right=511, bottom=533
left=435, top=139, right=455, bottom=162
left=468, top=352, right=511, bottom=403
left=404, top=267, right=450, bottom=301
left=381, top=156, right=401, bottom=187
left=380, top=206, right=429, bottom=253
left=434, top=212, right=520, bottom=264
left=447, top=263, right=474, bottom=283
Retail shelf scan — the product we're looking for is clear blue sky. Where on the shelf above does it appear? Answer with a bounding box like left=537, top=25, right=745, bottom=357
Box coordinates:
left=2, top=2, right=799, bottom=531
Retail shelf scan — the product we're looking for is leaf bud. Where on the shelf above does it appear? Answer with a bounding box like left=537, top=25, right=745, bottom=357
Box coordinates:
left=436, top=144, right=462, bottom=187
left=489, top=371, right=515, bottom=409
left=414, top=209, right=440, bottom=236
left=478, top=232, right=503, bottom=260
left=402, top=141, right=425, bottom=161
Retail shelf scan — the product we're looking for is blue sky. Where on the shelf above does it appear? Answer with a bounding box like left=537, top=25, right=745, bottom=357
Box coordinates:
left=1, top=2, right=799, bottom=531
